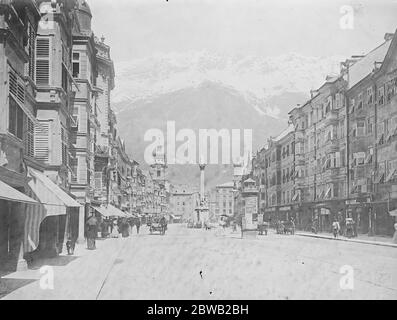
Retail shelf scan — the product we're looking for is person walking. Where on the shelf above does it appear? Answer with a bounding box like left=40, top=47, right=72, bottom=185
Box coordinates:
left=393, top=222, right=397, bottom=244
left=111, top=219, right=119, bottom=238
left=86, top=215, right=98, bottom=250
left=332, top=219, right=340, bottom=239
left=136, top=217, right=141, bottom=234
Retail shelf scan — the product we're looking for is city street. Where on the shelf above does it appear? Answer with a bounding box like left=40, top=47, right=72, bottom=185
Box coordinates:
left=1, top=224, right=396, bottom=300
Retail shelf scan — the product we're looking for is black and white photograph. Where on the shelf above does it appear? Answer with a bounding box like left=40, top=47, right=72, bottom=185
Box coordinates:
left=0, top=0, right=396, bottom=303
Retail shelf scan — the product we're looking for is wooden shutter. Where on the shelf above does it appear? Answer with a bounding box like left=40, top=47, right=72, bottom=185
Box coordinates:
left=25, top=118, right=35, bottom=158
left=34, top=121, right=50, bottom=162
left=36, top=37, right=51, bottom=85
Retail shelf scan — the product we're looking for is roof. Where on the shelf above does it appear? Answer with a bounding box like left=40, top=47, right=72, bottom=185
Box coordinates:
left=244, top=178, right=255, bottom=184
left=348, top=39, right=392, bottom=89
left=0, top=179, right=38, bottom=204
left=272, top=123, right=295, bottom=142
left=216, top=182, right=234, bottom=188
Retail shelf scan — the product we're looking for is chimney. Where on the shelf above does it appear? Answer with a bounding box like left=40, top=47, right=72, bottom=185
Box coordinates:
left=384, top=33, right=394, bottom=42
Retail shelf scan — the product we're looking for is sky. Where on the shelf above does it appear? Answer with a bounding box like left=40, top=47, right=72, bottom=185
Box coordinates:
left=90, top=0, right=397, bottom=64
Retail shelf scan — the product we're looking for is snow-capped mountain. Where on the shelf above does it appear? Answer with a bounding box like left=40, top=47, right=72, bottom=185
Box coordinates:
left=112, top=50, right=345, bottom=116
left=113, top=51, right=346, bottom=186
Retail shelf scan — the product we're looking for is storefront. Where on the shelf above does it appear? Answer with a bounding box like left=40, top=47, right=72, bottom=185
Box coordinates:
left=0, top=179, right=38, bottom=271
left=24, top=168, right=82, bottom=262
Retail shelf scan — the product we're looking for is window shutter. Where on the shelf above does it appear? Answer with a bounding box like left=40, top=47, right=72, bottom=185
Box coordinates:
left=8, top=68, right=25, bottom=104
left=34, top=121, right=50, bottom=162
left=36, top=37, right=51, bottom=85
left=25, top=118, right=35, bottom=158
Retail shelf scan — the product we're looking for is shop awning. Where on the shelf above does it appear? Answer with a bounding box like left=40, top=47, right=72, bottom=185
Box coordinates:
left=0, top=179, right=38, bottom=204
left=24, top=168, right=81, bottom=254
left=389, top=209, right=397, bottom=217
left=27, top=168, right=81, bottom=209
left=92, top=206, right=111, bottom=217
left=107, top=204, right=128, bottom=217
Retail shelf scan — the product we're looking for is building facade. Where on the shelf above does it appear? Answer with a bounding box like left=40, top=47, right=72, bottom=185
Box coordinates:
left=252, top=31, right=397, bottom=236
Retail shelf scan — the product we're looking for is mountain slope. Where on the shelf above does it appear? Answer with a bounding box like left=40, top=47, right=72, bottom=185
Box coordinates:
left=116, top=82, right=306, bottom=187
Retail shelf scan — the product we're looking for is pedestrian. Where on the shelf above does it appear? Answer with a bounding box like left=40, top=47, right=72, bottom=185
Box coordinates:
left=86, top=215, right=98, bottom=250
left=393, top=222, right=397, bottom=244
left=111, top=219, right=119, bottom=238
left=136, top=217, right=141, bottom=234
left=332, top=219, right=340, bottom=239
left=121, top=218, right=129, bottom=238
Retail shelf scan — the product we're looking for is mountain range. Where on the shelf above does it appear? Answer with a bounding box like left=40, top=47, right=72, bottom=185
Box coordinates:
left=112, top=51, right=345, bottom=188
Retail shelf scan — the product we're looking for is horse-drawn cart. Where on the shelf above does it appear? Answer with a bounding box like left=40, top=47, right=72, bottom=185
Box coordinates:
left=149, top=221, right=166, bottom=235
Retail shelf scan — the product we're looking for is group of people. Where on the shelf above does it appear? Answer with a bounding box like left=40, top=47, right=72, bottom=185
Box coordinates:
left=85, top=215, right=142, bottom=250
left=331, top=218, right=357, bottom=239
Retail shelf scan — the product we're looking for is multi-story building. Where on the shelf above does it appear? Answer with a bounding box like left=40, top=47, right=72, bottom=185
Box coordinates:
left=212, top=182, right=234, bottom=218
left=344, top=32, right=397, bottom=236
left=169, top=184, right=199, bottom=222
left=70, top=0, right=98, bottom=221
left=258, top=125, right=295, bottom=223
left=253, top=30, right=397, bottom=236
left=93, top=35, right=115, bottom=207
left=0, top=0, right=41, bottom=271
left=150, top=145, right=168, bottom=216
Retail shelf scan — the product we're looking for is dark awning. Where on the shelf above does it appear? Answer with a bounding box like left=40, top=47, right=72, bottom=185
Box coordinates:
left=0, top=179, right=38, bottom=204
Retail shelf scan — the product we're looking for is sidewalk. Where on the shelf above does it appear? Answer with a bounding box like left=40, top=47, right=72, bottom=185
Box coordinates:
left=296, top=231, right=397, bottom=248
left=0, top=236, right=129, bottom=300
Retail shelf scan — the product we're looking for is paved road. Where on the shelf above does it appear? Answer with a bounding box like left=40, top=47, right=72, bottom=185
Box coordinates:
left=97, top=225, right=397, bottom=300
left=2, top=224, right=396, bottom=300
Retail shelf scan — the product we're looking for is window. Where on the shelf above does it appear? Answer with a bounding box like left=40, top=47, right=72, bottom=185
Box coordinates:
left=378, top=87, right=385, bottom=105
left=367, top=87, right=373, bottom=104
left=27, top=21, right=36, bottom=80
left=34, top=121, right=50, bottom=162
left=326, top=96, right=332, bottom=113
left=8, top=96, right=24, bottom=139
left=367, top=118, right=373, bottom=134
left=356, top=121, right=365, bottom=136
left=62, top=64, right=68, bottom=92
left=61, top=126, right=68, bottom=166
left=350, top=98, right=355, bottom=113
left=25, top=118, right=34, bottom=158
left=36, top=37, right=51, bottom=85
left=157, top=170, right=161, bottom=177
left=73, top=52, right=80, bottom=78
left=357, top=93, right=363, bottom=109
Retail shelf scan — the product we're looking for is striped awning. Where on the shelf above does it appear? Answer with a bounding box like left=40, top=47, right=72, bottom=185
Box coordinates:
left=0, top=179, right=38, bottom=204
left=24, top=168, right=82, bottom=254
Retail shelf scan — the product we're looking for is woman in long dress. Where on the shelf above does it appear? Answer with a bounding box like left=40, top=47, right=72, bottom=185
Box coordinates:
left=111, top=219, right=119, bottom=238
